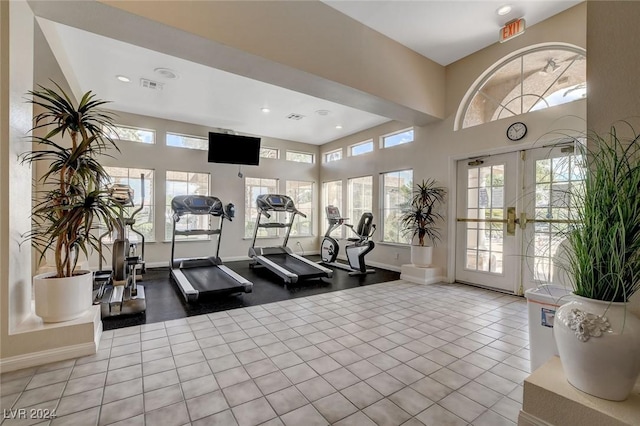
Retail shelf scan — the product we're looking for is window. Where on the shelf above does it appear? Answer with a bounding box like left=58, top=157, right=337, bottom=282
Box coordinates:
left=322, top=180, right=343, bottom=235
left=348, top=176, right=373, bottom=232
left=165, top=171, right=210, bottom=241
left=260, top=147, right=279, bottom=159
left=381, top=170, right=413, bottom=244
left=166, top=132, right=208, bottom=150
left=286, top=181, right=313, bottom=237
left=324, top=149, right=342, bottom=163
left=286, top=151, right=314, bottom=163
left=350, top=140, right=373, bottom=156
left=245, top=177, right=279, bottom=238
left=107, top=125, right=155, bottom=144
left=103, top=167, right=155, bottom=242
left=383, top=129, right=414, bottom=148
left=458, top=44, right=586, bottom=130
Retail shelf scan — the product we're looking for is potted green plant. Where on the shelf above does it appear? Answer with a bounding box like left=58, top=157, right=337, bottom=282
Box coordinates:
left=553, top=123, right=640, bottom=401
left=22, top=82, right=119, bottom=322
left=400, top=178, right=447, bottom=267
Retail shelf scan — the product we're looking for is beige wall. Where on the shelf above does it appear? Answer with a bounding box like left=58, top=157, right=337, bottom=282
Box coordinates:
left=0, top=0, right=598, bottom=367
left=1, top=0, right=97, bottom=364
left=30, top=0, right=444, bottom=125
left=320, top=4, right=587, bottom=277
left=89, top=111, right=322, bottom=268
left=586, top=1, right=640, bottom=134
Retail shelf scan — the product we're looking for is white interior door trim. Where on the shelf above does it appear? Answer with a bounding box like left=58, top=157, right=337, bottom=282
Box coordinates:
left=446, top=141, right=543, bottom=286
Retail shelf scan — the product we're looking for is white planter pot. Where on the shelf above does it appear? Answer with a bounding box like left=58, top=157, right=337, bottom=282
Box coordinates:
left=554, top=294, right=640, bottom=401
left=411, top=245, right=433, bottom=268
left=34, top=270, right=93, bottom=323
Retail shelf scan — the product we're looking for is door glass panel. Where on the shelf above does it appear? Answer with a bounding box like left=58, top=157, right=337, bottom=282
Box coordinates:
left=531, top=153, right=584, bottom=283
left=464, top=164, right=506, bottom=275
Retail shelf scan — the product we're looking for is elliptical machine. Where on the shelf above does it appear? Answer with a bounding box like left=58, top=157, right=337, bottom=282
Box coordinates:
left=320, top=205, right=376, bottom=275
left=94, top=175, right=146, bottom=317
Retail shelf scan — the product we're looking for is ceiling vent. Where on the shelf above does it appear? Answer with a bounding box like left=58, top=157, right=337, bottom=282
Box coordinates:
left=286, top=113, right=305, bottom=120
left=140, top=78, right=163, bottom=90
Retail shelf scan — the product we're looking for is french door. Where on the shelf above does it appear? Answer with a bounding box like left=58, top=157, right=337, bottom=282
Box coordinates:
left=455, top=145, right=583, bottom=294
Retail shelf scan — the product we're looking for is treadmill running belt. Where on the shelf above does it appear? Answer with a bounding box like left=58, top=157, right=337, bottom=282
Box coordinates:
left=265, top=253, right=328, bottom=278
left=181, top=266, right=246, bottom=295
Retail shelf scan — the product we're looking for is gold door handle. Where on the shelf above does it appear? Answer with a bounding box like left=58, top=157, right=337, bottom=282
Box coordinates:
left=507, top=207, right=516, bottom=236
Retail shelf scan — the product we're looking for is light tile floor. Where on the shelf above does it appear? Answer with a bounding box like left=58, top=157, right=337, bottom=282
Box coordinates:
left=0, top=280, right=530, bottom=426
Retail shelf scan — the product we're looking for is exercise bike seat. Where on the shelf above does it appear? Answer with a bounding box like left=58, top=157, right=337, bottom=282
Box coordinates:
left=346, top=213, right=375, bottom=242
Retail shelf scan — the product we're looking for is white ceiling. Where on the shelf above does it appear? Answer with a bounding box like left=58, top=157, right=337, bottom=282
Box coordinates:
left=322, top=0, right=582, bottom=66
left=37, top=1, right=582, bottom=146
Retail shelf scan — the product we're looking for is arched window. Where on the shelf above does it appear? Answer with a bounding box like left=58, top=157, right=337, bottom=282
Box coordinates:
left=456, top=44, right=586, bottom=130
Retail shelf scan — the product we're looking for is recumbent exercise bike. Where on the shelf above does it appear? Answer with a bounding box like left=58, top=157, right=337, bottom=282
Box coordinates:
left=320, top=205, right=376, bottom=275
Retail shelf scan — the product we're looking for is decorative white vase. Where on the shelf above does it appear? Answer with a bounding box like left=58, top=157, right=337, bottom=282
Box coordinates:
left=34, top=270, right=93, bottom=323
left=553, top=294, right=640, bottom=401
left=411, top=245, right=433, bottom=268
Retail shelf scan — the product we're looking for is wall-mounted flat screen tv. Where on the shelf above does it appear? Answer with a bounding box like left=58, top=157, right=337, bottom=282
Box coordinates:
left=207, top=132, right=261, bottom=166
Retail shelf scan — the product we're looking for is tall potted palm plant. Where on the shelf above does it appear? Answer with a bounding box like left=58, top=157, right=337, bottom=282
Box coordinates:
left=400, top=179, right=447, bottom=267
left=22, top=82, right=119, bottom=322
left=553, top=123, right=640, bottom=400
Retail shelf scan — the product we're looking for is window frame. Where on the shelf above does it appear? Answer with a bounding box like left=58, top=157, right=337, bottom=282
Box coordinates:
left=286, top=180, right=314, bottom=237
left=322, top=180, right=343, bottom=237
left=349, top=140, right=374, bottom=157
left=165, top=170, right=211, bottom=242
left=285, top=150, right=314, bottom=164
left=102, top=166, right=156, bottom=243
left=347, top=175, right=373, bottom=236
left=456, top=43, right=587, bottom=131
left=166, top=132, right=208, bottom=151
left=108, top=124, right=156, bottom=144
left=324, top=148, right=343, bottom=163
left=381, top=128, right=414, bottom=149
left=244, top=177, right=280, bottom=238
left=380, top=169, right=413, bottom=244
left=260, top=147, right=280, bottom=160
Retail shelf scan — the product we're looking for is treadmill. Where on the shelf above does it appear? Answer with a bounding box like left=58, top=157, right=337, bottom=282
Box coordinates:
left=170, top=195, right=252, bottom=302
left=248, top=194, right=333, bottom=284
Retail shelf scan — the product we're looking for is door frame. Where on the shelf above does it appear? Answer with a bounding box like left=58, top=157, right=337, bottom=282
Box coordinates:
left=446, top=140, right=547, bottom=287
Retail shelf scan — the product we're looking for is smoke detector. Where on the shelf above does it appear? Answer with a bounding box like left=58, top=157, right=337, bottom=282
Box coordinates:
left=154, top=68, right=179, bottom=80
left=286, top=113, right=305, bottom=120
left=140, top=78, right=164, bottom=90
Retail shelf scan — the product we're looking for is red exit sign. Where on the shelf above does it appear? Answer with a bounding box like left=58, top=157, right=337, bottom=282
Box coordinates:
left=499, top=18, right=526, bottom=43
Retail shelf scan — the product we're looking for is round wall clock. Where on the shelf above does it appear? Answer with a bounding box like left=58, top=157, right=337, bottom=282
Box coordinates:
left=507, top=122, right=527, bottom=141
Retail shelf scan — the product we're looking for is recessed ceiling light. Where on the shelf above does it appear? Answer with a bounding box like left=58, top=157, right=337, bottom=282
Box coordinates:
left=497, top=5, right=512, bottom=16
left=335, top=125, right=343, bottom=129
left=154, top=68, right=179, bottom=79
left=116, top=75, right=131, bottom=83
left=261, top=107, right=270, bottom=113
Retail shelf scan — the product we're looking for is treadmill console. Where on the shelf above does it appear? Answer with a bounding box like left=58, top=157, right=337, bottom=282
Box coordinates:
left=172, top=195, right=223, bottom=216
left=256, top=194, right=296, bottom=212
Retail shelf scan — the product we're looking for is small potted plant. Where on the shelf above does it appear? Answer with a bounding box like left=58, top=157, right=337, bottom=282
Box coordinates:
left=400, top=178, right=446, bottom=267
left=553, top=122, right=640, bottom=401
left=22, top=82, right=119, bottom=322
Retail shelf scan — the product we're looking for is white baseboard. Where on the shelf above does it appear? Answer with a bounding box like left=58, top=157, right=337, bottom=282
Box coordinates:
left=518, top=410, right=555, bottom=426
left=0, top=339, right=100, bottom=373
left=365, top=260, right=401, bottom=273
